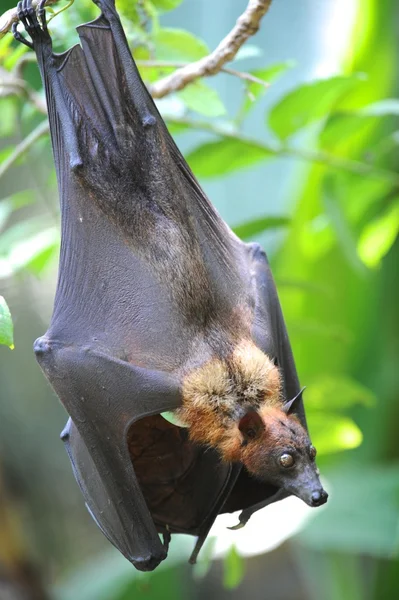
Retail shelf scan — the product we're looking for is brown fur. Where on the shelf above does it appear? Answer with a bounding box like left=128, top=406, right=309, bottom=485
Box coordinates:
left=177, top=340, right=294, bottom=466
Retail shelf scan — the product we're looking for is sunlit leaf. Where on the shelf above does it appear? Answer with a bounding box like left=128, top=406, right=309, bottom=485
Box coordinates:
left=269, top=74, right=365, bottom=140
left=306, top=375, right=375, bottom=411
left=233, top=215, right=290, bottom=239
left=0, top=295, right=14, bottom=349
left=187, top=138, right=274, bottom=178
left=299, top=214, right=335, bottom=260
left=151, top=0, right=183, bottom=10
left=307, top=413, right=363, bottom=454
left=153, top=28, right=209, bottom=61
left=223, top=545, right=245, bottom=590
left=357, top=201, right=399, bottom=268
left=322, top=176, right=366, bottom=273
left=241, top=62, right=294, bottom=115
left=4, top=42, right=28, bottom=70
left=319, top=113, right=379, bottom=150
left=161, top=411, right=187, bottom=427
left=179, top=81, right=226, bottom=117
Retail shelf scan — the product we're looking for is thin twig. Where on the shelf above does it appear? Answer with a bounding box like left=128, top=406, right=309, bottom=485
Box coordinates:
left=0, top=0, right=59, bottom=38
left=150, top=0, right=273, bottom=98
left=0, top=120, right=49, bottom=180
left=136, top=60, right=270, bottom=88
left=164, top=116, right=399, bottom=186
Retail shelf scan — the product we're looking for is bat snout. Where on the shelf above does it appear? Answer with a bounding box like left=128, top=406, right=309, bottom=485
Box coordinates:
left=310, top=488, right=328, bottom=507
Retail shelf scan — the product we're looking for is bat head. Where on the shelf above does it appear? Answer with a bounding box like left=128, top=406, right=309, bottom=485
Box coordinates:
left=237, top=400, right=328, bottom=508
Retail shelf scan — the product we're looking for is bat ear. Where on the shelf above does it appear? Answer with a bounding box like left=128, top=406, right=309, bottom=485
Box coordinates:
left=238, top=410, right=265, bottom=442
left=283, top=386, right=306, bottom=415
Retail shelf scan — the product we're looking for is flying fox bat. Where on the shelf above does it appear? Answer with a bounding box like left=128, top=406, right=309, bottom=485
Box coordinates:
left=14, top=0, right=328, bottom=572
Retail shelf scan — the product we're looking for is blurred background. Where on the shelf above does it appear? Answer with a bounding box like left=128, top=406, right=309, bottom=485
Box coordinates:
left=0, top=0, right=398, bottom=598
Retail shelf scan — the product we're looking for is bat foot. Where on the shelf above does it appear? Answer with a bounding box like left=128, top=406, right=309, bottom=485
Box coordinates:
left=13, top=0, right=51, bottom=48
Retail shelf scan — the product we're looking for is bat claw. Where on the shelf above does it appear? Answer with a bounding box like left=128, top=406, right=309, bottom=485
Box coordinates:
left=227, top=521, right=246, bottom=531
left=13, top=0, right=51, bottom=48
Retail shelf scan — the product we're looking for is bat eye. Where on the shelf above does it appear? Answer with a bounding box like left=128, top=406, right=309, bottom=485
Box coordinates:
left=309, top=445, right=317, bottom=460
left=279, top=453, right=294, bottom=468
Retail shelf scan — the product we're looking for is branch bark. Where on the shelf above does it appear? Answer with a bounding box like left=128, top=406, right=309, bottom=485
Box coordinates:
left=1, top=0, right=272, bottom=98
left=150, top=0, right=273, bottom=98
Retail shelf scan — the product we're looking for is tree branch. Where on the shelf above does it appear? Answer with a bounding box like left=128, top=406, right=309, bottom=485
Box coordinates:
left=136, top=60, right=270, bottom=88
left=150, top=0, right=273, bottom=98
left=0, top=0, right=59, bottom=38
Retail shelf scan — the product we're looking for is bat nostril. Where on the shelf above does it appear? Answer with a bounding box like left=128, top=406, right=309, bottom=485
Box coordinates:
left=33, top=336, right=51, bottom=356
left=311, top=489, right=328, bottom=506
left=311, top=491, right=321, bottom=505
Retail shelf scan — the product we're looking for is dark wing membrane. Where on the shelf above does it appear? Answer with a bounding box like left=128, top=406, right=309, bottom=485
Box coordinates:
left=29, top=1, right=251, bottom=569
left=41, top=15, right=251, bottom=369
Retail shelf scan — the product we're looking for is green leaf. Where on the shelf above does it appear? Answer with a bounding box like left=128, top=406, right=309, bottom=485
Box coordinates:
left=0, top=227, right=59, bottom=278
left=0, top=296, right=14, bottom=349
left=187, top=138, right=274, bottom=178
left=0, top=99, right=17, bottom=136
left=357, top=200, right=399, bottom=268
left=179, top=81, right=226, bottom=117
left=322, top=176, right=366, bottom=274
left=306, top=375, right=375, bottom=411
left=298, top=465, right=399, bottom=557
left=161, top=411, right=187, bottom=427
left=151, top=0, right=183, bottom=10
left=153, top=28, right=209, bottom=61
left=241, top=62, right=293, bottom=115
left=319, top=113, right=379, bottom=150
left=233, top=215, right=290, bottom=239
left=307, top=412, right=363, bottom=454
left=223, top=545, right=245, bottom=590
left=269, top=75, right=365, bottom=140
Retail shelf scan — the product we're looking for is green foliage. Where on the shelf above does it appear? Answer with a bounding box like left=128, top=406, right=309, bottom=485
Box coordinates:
left=0, top=295, right=14, bottom=348
left=233, top=215, right=291, bottom=239
left=268, top=75, right=366, bottom=140
left=240, top=61, right=294, bottom=117
left=298, top=464, right=399, bottom=557
left=153, top=27, right=209, bottom=61
left=187, top=138, right=274, bottom=177
left=179, top=81, right=226, bottom=117
left=223, top=545, right=245, bottom=590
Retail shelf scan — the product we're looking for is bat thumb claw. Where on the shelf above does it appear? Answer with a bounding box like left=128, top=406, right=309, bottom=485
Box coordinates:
left=227, top=521, right=246, bottom=531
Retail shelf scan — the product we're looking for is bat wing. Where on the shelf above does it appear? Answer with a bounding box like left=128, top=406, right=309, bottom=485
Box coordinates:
left=24, top=0, right=247, bottom=570
left=21, top=0, right=308, bottom=568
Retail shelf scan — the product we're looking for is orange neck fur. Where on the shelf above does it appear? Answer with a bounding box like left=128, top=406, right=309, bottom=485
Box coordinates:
left=176, top=340, right=283, bottom=460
